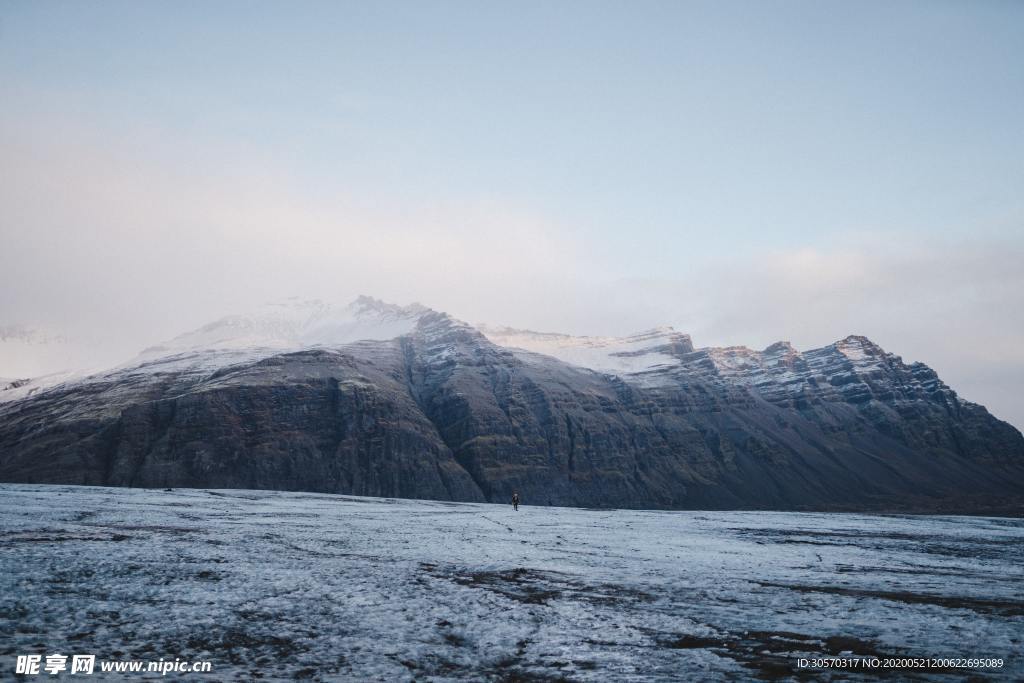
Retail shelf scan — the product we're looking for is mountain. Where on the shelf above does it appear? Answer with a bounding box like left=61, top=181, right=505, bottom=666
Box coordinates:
left=1, top=297, right=1022, bottom=513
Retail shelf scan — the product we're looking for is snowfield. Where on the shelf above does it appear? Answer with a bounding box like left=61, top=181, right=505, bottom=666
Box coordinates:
left=1, top=486, right=1021, bottom=681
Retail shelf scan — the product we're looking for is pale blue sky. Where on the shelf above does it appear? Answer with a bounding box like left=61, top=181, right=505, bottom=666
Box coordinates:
left=1, top=1, right=1023, bottom=426
left=4, top=1, right=1022, bottom=257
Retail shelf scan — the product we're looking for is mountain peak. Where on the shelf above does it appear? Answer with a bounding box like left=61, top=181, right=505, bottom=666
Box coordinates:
left=839, top=334, right=873, bottom=345
left=349, top=295, right=430, bottom=319
left=834, top=334, right=884, bottom=360
left=136, top=296, right=436, bottom=361
left=763, top=341, right=796, bottom=355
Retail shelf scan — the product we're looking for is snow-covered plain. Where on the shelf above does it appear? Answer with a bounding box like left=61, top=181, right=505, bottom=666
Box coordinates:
left=1, top=485, right=1021, bottom=681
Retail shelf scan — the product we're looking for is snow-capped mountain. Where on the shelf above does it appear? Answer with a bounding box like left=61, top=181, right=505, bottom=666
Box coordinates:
left=479, top=325, right=693, bottom=386
left=96, top=296, right=434, bottom=381
left=137, top=296, right=430, bottom=358
left=481, top=324, right=965, bottom=415
left=1, top=297, right=1022, bottom=513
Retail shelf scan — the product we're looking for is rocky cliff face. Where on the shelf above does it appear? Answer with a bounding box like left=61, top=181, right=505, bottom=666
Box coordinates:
left=2, top=298, right=1022, bottom=513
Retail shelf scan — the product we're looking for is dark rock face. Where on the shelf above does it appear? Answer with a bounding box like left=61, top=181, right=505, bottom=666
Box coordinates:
left=1, top=312, right=1023, bottom=514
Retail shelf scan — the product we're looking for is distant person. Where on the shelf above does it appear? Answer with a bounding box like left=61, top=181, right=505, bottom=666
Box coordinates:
left=511, top=492, right=520, bottom=512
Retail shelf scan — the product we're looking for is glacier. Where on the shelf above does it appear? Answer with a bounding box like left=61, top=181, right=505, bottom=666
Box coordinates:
left=1, top=484, right=1020, bottom=681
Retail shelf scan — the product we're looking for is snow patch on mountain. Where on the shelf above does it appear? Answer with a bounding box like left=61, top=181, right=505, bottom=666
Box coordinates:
left=480, top=325, right=691, bottom=384
left=0, top=370, right=84, bottom=404
left=138, top=296, right=428, bottom=359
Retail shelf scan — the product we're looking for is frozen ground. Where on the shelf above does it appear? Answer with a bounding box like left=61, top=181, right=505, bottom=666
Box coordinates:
left=1, top=485, right=1021, bottom=681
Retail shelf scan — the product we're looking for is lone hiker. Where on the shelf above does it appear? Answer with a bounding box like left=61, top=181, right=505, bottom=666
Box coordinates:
left=511, top=491, right=520, bottom=512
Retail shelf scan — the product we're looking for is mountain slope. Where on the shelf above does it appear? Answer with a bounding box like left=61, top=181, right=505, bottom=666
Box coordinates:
left=1, top=298, right=1022, bottom=513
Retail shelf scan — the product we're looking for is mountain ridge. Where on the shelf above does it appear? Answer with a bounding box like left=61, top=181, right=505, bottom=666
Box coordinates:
left=1, top=296, right=1021, bottom=514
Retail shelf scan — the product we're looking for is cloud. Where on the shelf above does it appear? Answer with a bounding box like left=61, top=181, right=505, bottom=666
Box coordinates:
left=0, top=114, right=593, bottom=360
left=2, top=114, right=1022, bottom=429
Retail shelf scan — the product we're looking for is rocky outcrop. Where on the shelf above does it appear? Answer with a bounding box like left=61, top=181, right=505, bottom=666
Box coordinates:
left=1, top=299, right=1022, bottom=513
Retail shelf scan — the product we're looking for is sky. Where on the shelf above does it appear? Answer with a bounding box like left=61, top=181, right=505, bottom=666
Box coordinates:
left=0, top=1, right=1022, bottom=427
